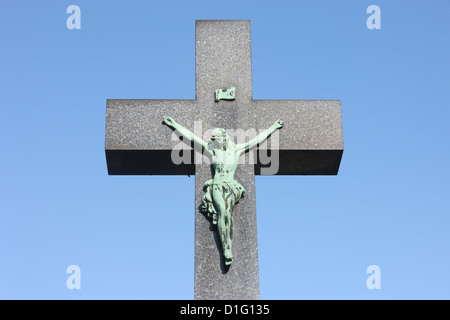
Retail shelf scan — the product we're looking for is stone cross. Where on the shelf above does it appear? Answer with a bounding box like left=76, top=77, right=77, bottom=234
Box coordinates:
left=105, top=20, right=343, bottom=300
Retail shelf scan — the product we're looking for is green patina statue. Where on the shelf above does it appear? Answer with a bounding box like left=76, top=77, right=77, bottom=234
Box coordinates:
left=163, top=116, right=283, bottom=266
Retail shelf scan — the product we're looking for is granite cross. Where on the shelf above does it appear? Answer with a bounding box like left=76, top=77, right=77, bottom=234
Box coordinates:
left=105, top=20, right=343, bottom=300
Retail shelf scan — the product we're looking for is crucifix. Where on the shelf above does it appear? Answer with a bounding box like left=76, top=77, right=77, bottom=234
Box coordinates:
left=105, top=20, right=343, bottom=300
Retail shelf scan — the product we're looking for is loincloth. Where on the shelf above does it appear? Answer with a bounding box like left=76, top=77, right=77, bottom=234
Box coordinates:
left=200, top=179, right=246, bottom=224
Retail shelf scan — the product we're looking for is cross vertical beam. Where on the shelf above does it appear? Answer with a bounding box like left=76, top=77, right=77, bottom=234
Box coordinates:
left=194, top=21, right=259, bottom=299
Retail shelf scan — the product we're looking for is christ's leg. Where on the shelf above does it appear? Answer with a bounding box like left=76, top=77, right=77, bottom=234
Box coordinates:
left=224, top=195, right=235, bottom=264
left=212, top=185, right=233, bottom=265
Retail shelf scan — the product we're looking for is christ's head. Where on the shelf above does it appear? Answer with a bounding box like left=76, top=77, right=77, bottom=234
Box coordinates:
left=211, top=128, right=230, bottom=149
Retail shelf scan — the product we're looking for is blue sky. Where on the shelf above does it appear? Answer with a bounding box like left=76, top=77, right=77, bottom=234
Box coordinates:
left=0, top=0, right=449, bottom=299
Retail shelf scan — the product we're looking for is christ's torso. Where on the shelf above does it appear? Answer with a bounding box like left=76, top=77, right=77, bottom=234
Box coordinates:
left=211, top=144, right=238, bottom=183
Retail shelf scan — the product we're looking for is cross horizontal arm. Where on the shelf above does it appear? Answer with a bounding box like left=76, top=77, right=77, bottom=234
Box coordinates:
left=106, top=99, right=343, bottom=176
left=252, top=99, right=343, bottom=175
left=105, top=99, right=199, bottom=175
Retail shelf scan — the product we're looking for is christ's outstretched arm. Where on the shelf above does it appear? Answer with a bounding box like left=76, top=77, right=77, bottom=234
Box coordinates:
left=236, top=119, right=283, bottom=156
left=162, top=116, right=210, bottom=155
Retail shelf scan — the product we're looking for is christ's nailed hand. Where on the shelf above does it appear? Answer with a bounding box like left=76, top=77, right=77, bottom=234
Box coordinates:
left=163, top=116, right=175, bottom=126
left=274, top=119, right=283, bottom=129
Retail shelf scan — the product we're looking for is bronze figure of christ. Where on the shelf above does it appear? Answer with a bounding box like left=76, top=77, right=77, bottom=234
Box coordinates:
left=163, top=116, right=283, bottom=265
